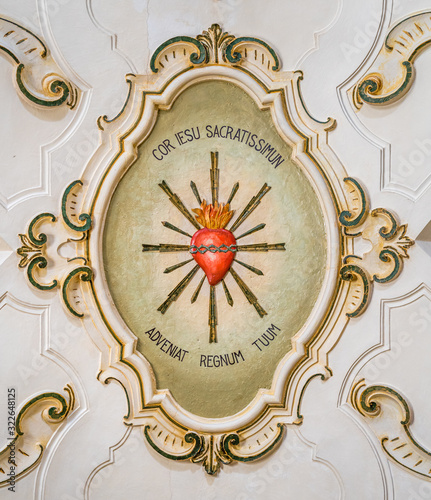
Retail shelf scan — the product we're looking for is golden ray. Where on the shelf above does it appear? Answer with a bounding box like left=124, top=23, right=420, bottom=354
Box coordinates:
left=227, top=182, right=239, bottom=205
left=210, top=151, right=219, bottom=205
left=158, top=265, right=199, bottom=314
left=163, top=258, right=194, bottom=274
left=161, top=221, right=193, bottom=238
left=159, top=180, right=200, bottom=229
left=229, top=183, right=271, bottom=232
left=209, top=285, right=217, bottom=343
left=190, top=181, right=202, bottom=205
left=221, top=279, right=234, bottom=306
left=142, top=243, right=190, bottom=252
left=234, top=259, right=264, bottom=275
left=229, top=268, right=267, bottom=318
left=236, top=243, right=285, bottom=252
left=236, top=223, right=266, bottom=240
left=191, top=274, right=206, bottom=303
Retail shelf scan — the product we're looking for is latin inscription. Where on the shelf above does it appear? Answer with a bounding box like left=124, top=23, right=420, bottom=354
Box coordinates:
left=152, top=125, right=286, bottom=168
left=144, top=324, right=281, bottom=367
left=252, top=324, right=281, bottom=351
left=144, top=328, right=189, bottom=362
left=200, top=351, right=245, bottom=368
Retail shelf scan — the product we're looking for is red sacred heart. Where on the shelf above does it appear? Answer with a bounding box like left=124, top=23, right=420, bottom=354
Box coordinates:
left=191, top=228, right=236, bottom=285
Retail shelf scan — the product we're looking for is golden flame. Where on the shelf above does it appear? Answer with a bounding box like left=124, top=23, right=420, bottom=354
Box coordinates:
left=192, top=200, right=234, bottom=229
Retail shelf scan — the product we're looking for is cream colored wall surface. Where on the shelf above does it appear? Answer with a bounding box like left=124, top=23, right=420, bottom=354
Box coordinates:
left=1, top=1, right=431, bottom=499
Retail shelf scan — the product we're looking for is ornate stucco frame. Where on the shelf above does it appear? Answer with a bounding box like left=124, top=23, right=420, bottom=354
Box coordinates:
left=16, top=24, right=413, bottom=474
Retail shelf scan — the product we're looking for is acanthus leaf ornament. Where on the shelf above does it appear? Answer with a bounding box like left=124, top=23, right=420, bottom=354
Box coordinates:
left=150, top=23, right=280, bottom=75
left=147, top=22, right=281, bottom=89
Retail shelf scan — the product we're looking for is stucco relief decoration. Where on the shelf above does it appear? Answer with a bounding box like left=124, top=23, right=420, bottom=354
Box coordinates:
left=352, top=11, right=431, bottom=107
left=0, top=386, right=75, bottom=488
left=14, top=23, right=414, bottom=475
left=0, top=16, right=78, bottom=108
left=351, top=381, right=431, bottom=480
left=141, top=150, right=286, bottom=344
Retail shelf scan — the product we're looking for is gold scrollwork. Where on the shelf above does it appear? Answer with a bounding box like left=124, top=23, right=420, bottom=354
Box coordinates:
left=17, top=181, right=93, bottom=316
left=353, top=11, right=431, bottom=107
left=351, top=380, right=431, bottom=480
left=17, top=213, right=58, bottom=291
left=0, top=386, right=75, bottom=489
left=0, top=16, right=78, bottom=108
left=144, top=422, right=284, bottom=475
left=150, top=23, right=280, bottom=76
left=339, top=178, right=414, bottom=317
left=339, top=177, right=369, bottom=230
left=191, top=435, right=233, bottom=475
